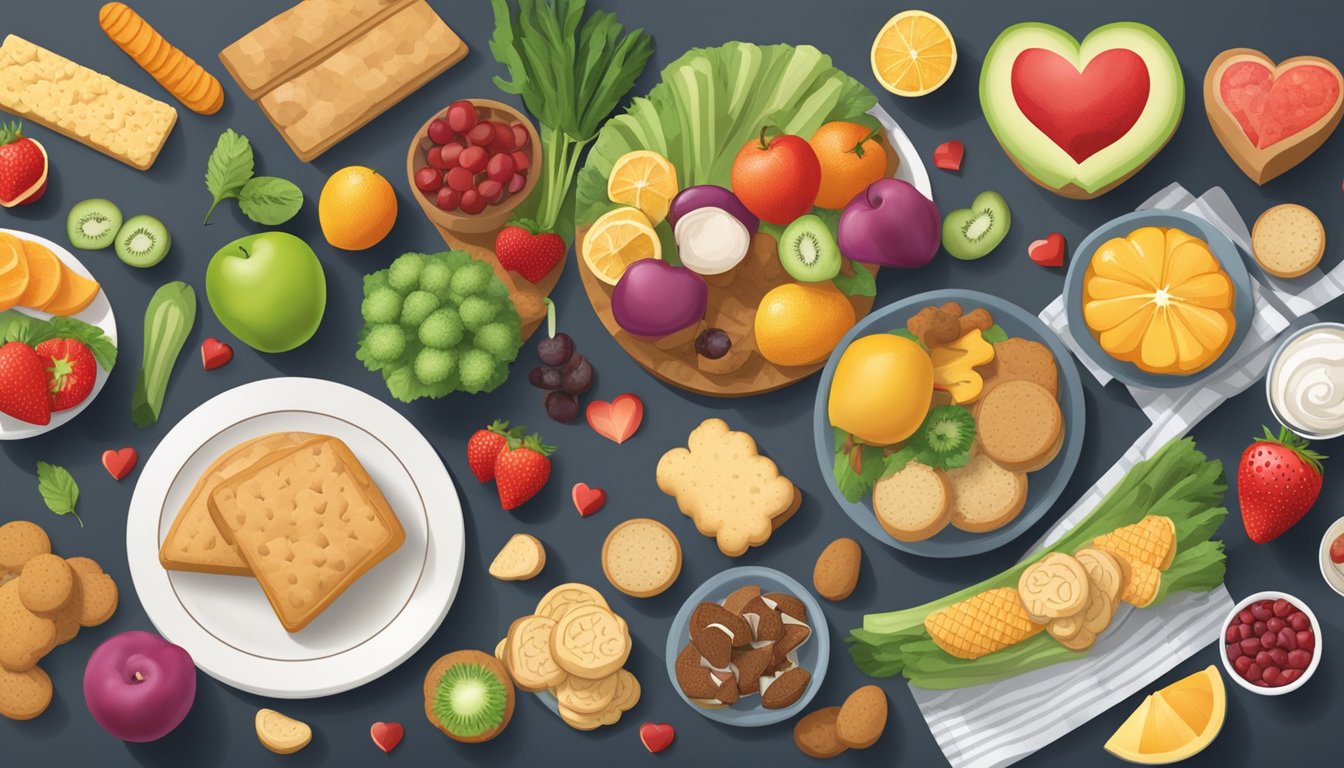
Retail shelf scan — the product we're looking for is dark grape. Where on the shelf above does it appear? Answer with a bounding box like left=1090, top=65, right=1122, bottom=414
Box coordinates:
left=696, top=328, right=732, bottom=359
left=527, top=366, right=546, bottom=389
left=544, top=391, right=580, bottom=423
left=537, top=333, right=574, bottom=366
left=538, top=366, right=563, bottom=391
left=561, top=351, right=586, bottom=375
left=562, top=356, right=594, bottom=395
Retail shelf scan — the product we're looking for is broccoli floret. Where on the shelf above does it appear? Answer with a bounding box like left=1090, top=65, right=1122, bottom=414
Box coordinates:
left=474, top=322, right=518, bottom=361
left=419, top=308, right=465, bottom=350
left=361, top=287, right=403, bottom=324
left=413, top=347, right=457, bottom=384
left=420, top=259, right=455, bottom=297
left=458, top=295, right=499, bottom=332
left=458, top=349, right=496, bottom=390
left=363, top=324, right=407, bottom=363
left=450, top=260, right=493, bottom=297
left=388, top=253, right=426, bottom=293
left=400, top=290, right=441, bottom=327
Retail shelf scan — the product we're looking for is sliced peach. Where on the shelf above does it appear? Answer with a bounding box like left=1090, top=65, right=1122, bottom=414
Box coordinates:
left=41, top=263, right=100, bottom=316
left=15, top=239, right=63, bottom=310
left=0, top=234, right=31, bottom=311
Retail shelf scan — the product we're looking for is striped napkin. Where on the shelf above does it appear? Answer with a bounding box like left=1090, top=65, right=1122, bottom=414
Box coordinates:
left=911, top=184, right=1344, bottom=768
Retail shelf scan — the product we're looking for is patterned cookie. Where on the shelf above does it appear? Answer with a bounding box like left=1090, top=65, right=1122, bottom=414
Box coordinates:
left=1018, top=553, right=1090, bottom=621
left=794, top=706, right=848, bottom=758
left=835, top=685, right=888, bottom=749
left=558, top=669, right=640, bottom=730
left=66, top=557, right=117, bottom=627
left=0, top=581, right=55, bottom=672
left=0, top=522, right=49, bottom=584
left=554, top=672, right=619, bottom=715
left=0, top=665, right=51, bottom=720
left=505, top=615, right=564, bottom=692
left=534, top=583, right=608, bottom=622
left=18, top=554, right=74, bottom=614
left=551, top=605, right=630, bottom=680
left=1074, top=547, right=1126, bottom=603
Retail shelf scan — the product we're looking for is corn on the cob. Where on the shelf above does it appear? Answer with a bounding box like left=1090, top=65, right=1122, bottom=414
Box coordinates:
left=1119, top=560, right=1161, bottom=607
left=1092, top=515, right=1176, bottom=571
left=925, top=588, right=1044, bottom=660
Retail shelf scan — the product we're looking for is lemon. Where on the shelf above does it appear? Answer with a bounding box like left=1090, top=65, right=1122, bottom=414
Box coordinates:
left=871, top=10, right=957, bottom=97
left=607, top=150, right=678, bottom=225
left=1105, top=665, right=1225, bottom=764
left=581, top=206, right=661, bottom=285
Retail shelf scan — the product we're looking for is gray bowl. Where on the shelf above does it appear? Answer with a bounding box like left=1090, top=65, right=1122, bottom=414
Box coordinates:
left=1063, top=209, right=1254, bottom=389
left=813, top=290, right=1086, bottom=558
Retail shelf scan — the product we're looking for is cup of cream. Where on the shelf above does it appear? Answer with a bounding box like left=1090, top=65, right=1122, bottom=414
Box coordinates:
left=1267, top=322, right=1344, bottom=439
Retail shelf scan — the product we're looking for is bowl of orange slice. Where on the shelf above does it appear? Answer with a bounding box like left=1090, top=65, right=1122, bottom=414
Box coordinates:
left=1064, top=210, right=1253, bottom=388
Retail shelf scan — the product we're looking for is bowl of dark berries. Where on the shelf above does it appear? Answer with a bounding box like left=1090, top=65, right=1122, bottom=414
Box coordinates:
left=527, top=300, right=595, bottom=424
left=1220, top=591, right=1320, bottom=695
left=407, top=98, right=541, bottom=234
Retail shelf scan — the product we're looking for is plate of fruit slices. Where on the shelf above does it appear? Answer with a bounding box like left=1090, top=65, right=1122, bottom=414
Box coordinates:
left=0, top=228, right=115, bottom=440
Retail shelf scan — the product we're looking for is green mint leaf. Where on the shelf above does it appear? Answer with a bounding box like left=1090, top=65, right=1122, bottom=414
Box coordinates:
left=36, top=461, right=82, bottom=528
left=238, top=176, right=304, bottom=225
left=881, top=445, right=920, bottom=478
left=833, top=261, right=877, bottom=297
left=982, top=324, right=1009, bottom=344
left=204, top=129, right=254, bottom=224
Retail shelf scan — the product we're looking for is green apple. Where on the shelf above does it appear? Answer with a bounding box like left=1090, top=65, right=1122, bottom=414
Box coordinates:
left=206, top=232, right=326, bottom=353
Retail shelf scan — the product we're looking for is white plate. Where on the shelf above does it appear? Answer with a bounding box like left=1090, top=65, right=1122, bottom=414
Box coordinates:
left=870, top=103, right=933, bottom=200
left=126, top=378, right=464, bottom=698
left=1319, top=517, right=1344, bottom=597
left=0, top=228, right=116, bottom=440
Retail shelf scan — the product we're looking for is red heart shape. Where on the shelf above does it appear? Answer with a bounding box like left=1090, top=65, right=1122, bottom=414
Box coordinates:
left=201, top=338, right=233, bottom=371
left=1028, top=232, right=1067, bottom=268
left=1219, top=60, right=1342, bottom=149
left=572, top=483, right=607, bottom=517
left=370, top=722, right=403, bottom=753
left=639, top=722, right=675, bottom=753
left=101, top=447, right=138, bottom=481
left=586, top=393, right=644, bottom=444
left=1011, top=48, right=1150, bottom=163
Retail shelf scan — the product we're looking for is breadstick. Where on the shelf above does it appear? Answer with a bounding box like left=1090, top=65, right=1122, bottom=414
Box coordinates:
left=98, top=3, right=224, bottom=115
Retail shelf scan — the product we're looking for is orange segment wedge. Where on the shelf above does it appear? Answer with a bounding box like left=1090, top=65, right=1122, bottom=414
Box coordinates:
left=1105, top=666, right=1225, bottom=764
left=16, top=239, right=64, bottom=310
left=42, top=262, right=101, bottom=317
left=581, top=207, right=661, bottom=286
left=0, top=233, right=31, bottom=311
left=607, top=150, right=678, bottom=225
left=871, top=10, right=956, bottom=97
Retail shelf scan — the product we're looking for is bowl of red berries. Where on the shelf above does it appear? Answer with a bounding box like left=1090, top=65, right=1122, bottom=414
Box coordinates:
left=1220, top=591, right=1320, bottom=695
left=407, top=98, right=541, bottom=234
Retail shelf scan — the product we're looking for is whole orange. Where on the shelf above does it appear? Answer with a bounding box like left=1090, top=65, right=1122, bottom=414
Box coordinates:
left=809, top=122, right=889, bottom=210
left=318, top=166, right=397, bottom=250
left=755, top=282, right=857, bottom=367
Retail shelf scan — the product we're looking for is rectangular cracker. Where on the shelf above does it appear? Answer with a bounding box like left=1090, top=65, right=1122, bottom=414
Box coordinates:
left=208, top=435, right=404, bottom=633
left=0, top=35, right=177, bottom=170
left=159, top=432, right=313, bottom=576
left=219, top=0, right=417, bottom=100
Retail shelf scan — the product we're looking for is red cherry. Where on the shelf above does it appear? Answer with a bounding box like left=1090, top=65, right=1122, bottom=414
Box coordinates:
left=510, top=150, right=531, bottom=174
left=460, top=146, right=488, bottom=174
left=467, top=122, right=495, bottom=147
left=445, top=167, right=475, bottom=192
left=487, top=153, right=515, bottom=184
left=427, top=118, right=455, bottom=145
left=414, top=167, right=442, bottom=193
left=511, top=123, right=529, bottom=150
left=426, top=146, right=451, bottom=170
left=439, top=143, right=465, bottom=168
left=507, top=173, right=527, bottom=194
left=478, top=179, right=505, bottom=204
left=435, top=187, right=460, bottom=212
left=446, top=100, right=478, bottom=133
left=459, top=189, right=487, bottom=215
left=490, top=122, right=516, bottom=152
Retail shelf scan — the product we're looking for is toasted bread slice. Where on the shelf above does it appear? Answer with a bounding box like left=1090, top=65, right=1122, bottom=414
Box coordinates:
left=1252, top=203, right=1324, bottom=279
left=975, top=380, right=1064, bottom=472
left=946, top=449, right=1028, bottom=533
left=872, top=461, right=951, bottom=542
left=489, top=534, right=545, bottom=581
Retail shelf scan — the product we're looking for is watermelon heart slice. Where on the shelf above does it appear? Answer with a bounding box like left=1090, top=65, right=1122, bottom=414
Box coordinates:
left=1204, top=48, right=1344, bottom=185
left=980, top=22, right=1183, bottom=199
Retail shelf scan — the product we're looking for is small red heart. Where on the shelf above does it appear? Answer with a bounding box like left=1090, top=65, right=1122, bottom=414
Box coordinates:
left=586, top=393, right=644, bottom=444
left=201, top=338, right=233, bottom=371
left=101, top=447, right=138, bottom=481
left=572, top=483, right=606, bottom=517
left=639, top=722, right=675, bottom=753
left=370, top=722, right=403, bottom=753
left=933, top=140, right=964, bottom=172
left=1028, top=232, right=1067, bottom=268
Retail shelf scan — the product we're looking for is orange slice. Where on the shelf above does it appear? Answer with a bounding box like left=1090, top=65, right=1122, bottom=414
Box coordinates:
left=15, top=239, right=63, bottom=310
left=1105, top=666, right=1224, bottom=764
left=607, top=151, right=678, bottom=225
left=581, top=207, right=661, bottom=286
left=42, top=263, right=101, bottom=317
left=871, top=10, right=956, bottom=97
left=0, top=234, right=31, bottom=311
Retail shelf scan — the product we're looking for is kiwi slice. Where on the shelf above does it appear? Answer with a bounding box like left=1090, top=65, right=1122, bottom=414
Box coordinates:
left=433, top=661, right=508, bottom=739
left=114, top=214, right=171, bottom=268
left=916, top=405, right=976, bottom=460
left=66, top=198, right=123, bottom=251
left=942, top=190, right=1011, bottom=260
left=779, top=214, right=841, bottom=281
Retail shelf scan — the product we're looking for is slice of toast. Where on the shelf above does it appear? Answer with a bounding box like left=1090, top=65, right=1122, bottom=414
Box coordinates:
left=489, top=534, right=545, bottom=581
left=946, top=449, right=1029, bottom=533
left=208, top=435, right=404, bottom=633
left=872, top=461, right=951, bottom=542
left=160, top=432, right=313, bottom=575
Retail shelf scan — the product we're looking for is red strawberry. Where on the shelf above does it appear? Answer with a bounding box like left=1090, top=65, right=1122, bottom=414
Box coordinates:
left=494, top=432, right=555, bottom=510
left=36, top=338, right=96, bottom=412
left=0, top=122, right=48, bottom=208
left=1238, top=426, right=1326, bottom=543
left=0, top=341, right=52, bottom=425
left=466, top=420, right=518, bottom=483
left=495, top=220, right=565, bottom=283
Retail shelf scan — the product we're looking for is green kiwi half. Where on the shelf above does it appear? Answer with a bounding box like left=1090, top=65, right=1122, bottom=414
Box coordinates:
left=113, top=214, right=171, bottom=268
left=66, top=198, right=123, bottom=251
left=779, top=214, right=841, bottom=282
left=433, top=661, right=509, bottom=739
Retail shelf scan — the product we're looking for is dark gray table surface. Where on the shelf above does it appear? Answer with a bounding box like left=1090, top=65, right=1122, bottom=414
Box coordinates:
left=3, top=1, right=1341, bottom=765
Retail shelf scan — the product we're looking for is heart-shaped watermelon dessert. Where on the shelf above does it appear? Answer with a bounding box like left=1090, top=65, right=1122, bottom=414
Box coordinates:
left=1204, top=49, right=1344, bottom=185
left=981, top=22, right=1184, bottom=199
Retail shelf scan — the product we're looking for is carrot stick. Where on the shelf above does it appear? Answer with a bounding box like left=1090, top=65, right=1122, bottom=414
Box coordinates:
left=98, top=2, right=223, bottom=115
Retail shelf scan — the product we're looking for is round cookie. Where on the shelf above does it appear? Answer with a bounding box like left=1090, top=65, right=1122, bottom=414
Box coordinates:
left=0, top=581, right=56, bottom=672
left=0, top=522, right=50, bottom=582
left=504, top=615, right=564, bottom=692
left=554, top=671, right=618, bottom=715
left=1252, top=203, right=1325, bottom=279
left=794, top=706, right=848, bottom=758
left=601, top=518, right=682, bottom=598
left=1018, top=553, right=1090, bottom=621
left=66, top=557, right=118, bottom=627
left=0, top=665, right=52, bottom=721
left=535, top=583, right=608, bottom=622
left=18, top=554, right=74, bottom=614
left=551, top=605, right=630, bottom=680
left=836, top=685, right=888, bottom=749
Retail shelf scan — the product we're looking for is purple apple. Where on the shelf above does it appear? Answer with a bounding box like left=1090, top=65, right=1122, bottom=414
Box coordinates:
left=611, top=259, right=708, bottom=337
left=837, top=178, right=941, bottom=268
left=84, top=631, right=196, bottom=742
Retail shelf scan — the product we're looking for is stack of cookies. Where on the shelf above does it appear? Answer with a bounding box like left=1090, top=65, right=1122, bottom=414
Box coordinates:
left=0, top=521, right=118, bottom=721
left=495, top=583, right=640, bottom=731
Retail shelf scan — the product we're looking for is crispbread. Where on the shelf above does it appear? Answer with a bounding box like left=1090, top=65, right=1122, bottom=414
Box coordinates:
left=872, top=461, right=951, bottom=542
left=160, top=432, right=313, bottom=576
left=208, top=435, right=404, bottom=633
left=601, top=518, right=682, bottom=597
left=981, top=337, right=1060, bottom=397
left=0, top=35, right=177, bottom=170
left=945, top=449, right=1028, bottom=533
left=1252, top=203, right=1325, bottom=279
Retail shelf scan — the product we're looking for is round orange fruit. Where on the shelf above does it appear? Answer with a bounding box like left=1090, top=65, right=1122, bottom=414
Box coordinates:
left=755, top=282, right=857, bottom=367
left=319, top=166, right=397, bottom=251
left=810, top=122, right=889, bottom=210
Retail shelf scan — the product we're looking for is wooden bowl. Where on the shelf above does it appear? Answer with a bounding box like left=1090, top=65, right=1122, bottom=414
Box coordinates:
left=406, top=99, right=542, bottom=235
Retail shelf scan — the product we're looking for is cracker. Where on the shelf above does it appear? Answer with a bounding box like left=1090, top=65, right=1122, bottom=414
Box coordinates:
left=656, top=418, right=796, bottom=556
left=0, top=665, right=51, bottom=721
left=601, top=518, right=682, bottom=598
left=551, top=605, right=630, bottom=680
left=208, top=436, right=404, bottom=633
left=0, top=581, right=54, bottom=672
left=66, top=557, right=117, bottom=627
